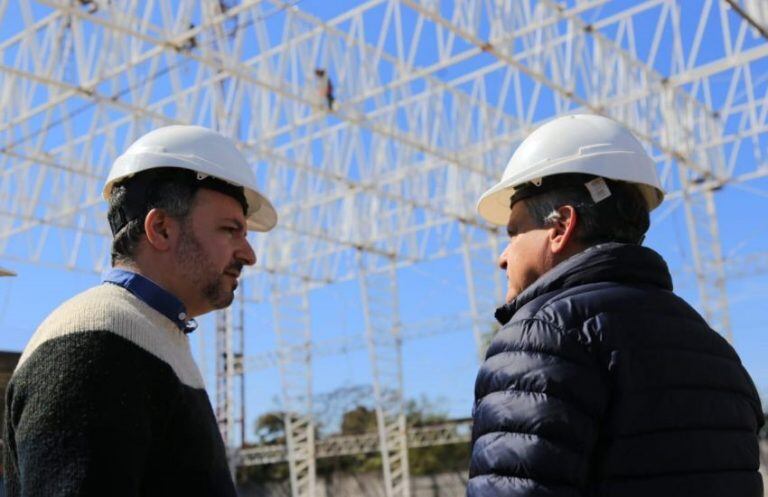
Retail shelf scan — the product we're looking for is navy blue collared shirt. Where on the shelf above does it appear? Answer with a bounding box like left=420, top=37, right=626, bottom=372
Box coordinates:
left=102, top=268, right=197, bottom=333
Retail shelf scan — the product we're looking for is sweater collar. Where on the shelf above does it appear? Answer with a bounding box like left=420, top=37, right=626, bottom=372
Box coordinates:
left=102, top=268, right=197, bottom=333
left=495, top=243, right=673, bottom=325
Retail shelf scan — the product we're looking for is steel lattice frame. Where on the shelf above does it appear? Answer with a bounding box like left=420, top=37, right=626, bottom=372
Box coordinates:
left=357, top=253, right=409, bottom=497
left=1, top=1, right=768, bottom=496
left=270, top=276, right=316, bottom=497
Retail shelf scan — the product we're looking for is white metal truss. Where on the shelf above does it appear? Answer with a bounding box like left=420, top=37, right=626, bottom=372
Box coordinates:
left=0, top=2, right=767, bottom=496
left=1, top=0, right=760, bottom=281
left=243, top=240, right=768, bottom=385
left=215, top=291, right=246, bottom=472
left=678, top=188, right=732, bottom=340
left=216, top=307, right=235, bottom=448
left=460, top=223, right=505, bottom=361
left=0, top=0, right=762, bottom=294
left=240, top=418, right=473, bottom=466
left=271, top=276, right=316, bottom=497
left=242, top=311, right=475, bottom=372
left=357, top=252, right=410, bottom=497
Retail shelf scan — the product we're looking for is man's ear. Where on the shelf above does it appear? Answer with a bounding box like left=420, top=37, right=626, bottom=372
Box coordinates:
left=144, top=208, right=178, bottom=252
left=549, top=205, right=578, bottom=255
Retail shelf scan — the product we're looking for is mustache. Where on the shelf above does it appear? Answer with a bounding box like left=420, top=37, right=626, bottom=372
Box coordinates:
left=225, top=262, right=244, bottom=277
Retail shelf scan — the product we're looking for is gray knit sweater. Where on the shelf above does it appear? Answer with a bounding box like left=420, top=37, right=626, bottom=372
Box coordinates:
left=3, top=284, right=236, bottom=497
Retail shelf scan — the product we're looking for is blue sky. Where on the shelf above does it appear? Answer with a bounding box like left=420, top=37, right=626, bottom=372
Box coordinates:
left=1, top=0, right=767, bottom=443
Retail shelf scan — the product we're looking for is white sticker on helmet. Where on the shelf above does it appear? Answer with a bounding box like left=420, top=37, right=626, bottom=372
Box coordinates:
left=585, top=177, right=611, bottom=203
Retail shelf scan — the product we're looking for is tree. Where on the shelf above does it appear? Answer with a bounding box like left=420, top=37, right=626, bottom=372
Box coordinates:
left=238, top=411, right=290, bottom=482
left=340, top=406, right=377, bottom=435
left=254, top=411, right=286, bottom=445
left=405, top=396, right=470, bottom=476
left=241, top=388, right=471, bottom=483
left=320, top=394, right=470, bottom=476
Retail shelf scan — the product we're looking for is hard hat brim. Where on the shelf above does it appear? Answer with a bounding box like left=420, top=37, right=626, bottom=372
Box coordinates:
left=477, top=182, right=518, bottom=226
left=245, top=189, right=278, bottom=232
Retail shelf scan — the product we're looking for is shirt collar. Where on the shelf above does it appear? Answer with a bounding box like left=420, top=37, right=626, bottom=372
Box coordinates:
left=102, top=268, right=197, bottom=333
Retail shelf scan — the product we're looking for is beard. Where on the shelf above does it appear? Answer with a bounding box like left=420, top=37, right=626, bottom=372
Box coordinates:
left=176, top=227, right=242, bottom=311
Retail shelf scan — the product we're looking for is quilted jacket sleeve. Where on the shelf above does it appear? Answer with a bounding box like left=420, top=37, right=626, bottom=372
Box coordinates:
left=468, top=317, right=608, bottom=497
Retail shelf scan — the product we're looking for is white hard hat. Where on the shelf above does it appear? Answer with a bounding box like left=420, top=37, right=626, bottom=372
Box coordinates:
left=104, top=125, right=277, bottom=232
left=476, top=114, right=664, bottom=226
left=0, top=266, right=15, bottom=277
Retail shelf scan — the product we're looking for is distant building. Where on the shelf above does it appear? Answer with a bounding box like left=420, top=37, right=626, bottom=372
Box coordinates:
left=0, top=350, right=21, bottom=489
left=0, top=351, right=21, bottom=430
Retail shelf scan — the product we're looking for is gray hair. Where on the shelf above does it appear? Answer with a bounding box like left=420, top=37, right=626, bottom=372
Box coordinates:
left=109, top=181, right=196, bottom=265
left=523, top=178, right=650, bottom=245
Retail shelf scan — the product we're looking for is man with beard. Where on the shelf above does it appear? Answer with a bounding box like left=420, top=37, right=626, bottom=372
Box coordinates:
left=3, top=126, right=277, bottom=497
left=469, top=114, right=763, bottom=497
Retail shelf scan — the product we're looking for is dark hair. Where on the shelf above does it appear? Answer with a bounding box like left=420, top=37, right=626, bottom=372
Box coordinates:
left=108, top=180, right=196, bottom=265
left=108, top=167, right=248, bottom=265
left=520, top=174, right=650, bottom=245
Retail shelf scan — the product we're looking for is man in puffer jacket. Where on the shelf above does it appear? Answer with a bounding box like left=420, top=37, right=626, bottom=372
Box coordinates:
left=470, top=114, right=764, bottom=497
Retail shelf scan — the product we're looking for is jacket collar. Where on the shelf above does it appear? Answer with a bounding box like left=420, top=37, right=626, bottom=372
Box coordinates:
left=495, top=243, right=673, bottom=325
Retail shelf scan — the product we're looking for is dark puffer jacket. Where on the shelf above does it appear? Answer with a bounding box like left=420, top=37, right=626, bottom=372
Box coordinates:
left=468, top=243, right=763, bottom=497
